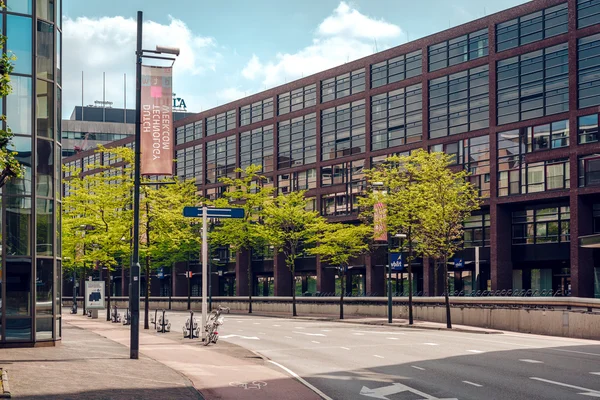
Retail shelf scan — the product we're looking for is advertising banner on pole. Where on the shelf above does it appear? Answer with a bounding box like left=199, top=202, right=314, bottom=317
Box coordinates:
left=374, top=201, right=387, bottom=241
left=85, top=281, right=105, bottom=310
left=140, top=65, right=173, bottom=175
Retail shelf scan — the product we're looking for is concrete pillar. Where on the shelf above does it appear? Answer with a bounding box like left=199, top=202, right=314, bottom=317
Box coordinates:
left=316, top=256, right=335, bottom=295
left=422, top=258, right=435, bottom=296
left=274, top=251, right=292, bottom=296
left=236, top=249, right=250, bottom=296
left=571, top=195, right=595, bottom=297
left=490, top=203, right=513, bottom=291
left=365, top=252, right=385, bottom=296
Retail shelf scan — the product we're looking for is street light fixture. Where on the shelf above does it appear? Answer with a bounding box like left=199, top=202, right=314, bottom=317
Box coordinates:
left=130, top=10, right=180, bottom=360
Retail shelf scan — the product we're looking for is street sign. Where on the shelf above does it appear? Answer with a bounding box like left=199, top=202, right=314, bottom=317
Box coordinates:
left=390, top=252, right=403, bottom=271
left=183, top=207, right=245, bottom=219
left=85, top=281, right=105, bottom=310
left=157, top=267, right=164, bottom=279
left=454, top=258, right=464, bottom=268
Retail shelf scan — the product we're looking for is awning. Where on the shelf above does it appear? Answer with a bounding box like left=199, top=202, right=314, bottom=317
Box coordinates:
left=579, top=234, right=600, bottom=248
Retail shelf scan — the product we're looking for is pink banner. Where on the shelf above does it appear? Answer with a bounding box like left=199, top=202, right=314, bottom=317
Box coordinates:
left=374, top=201, right=387, bottom=241
left=140, top=66, right=173, bottom=175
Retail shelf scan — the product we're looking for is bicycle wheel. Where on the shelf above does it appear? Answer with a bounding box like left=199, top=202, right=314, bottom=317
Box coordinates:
left=212, top=333, right=219, bottom=344
left=204, top=328, right=213, bottom=346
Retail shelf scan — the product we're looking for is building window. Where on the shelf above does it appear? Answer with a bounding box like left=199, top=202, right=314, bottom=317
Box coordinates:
left=240, top=126, right=273, bottom=173
left=430, top=135, right=490, bottom=198
left=321, top=69, right=365, bottom=103
left=464, top=213, right=490, bottom=248
left=578, top=33, right=600, bottom=109
left=176, top=144, right=202, bottom=182
left=579, top=114, right=599, bottom=144
left=512, top=206, right=570, bottom=245
left=320, top=159, right=364, bottom=187
left=496, top=3, right=568, bottom=52
left=206, top=135, right=236, bottom=184
left=278, top=84, right=317, bottom=115
left=175, top=121, right=202, bottom=145
left=579, top=154, right=600, bottom=187
left=428, top=29, right=488, bottom=72
left=206, top=109, right=236, bottom=136
left=371, top=83, right=422, bottom=150
left=370, top=151, right=411, bottom=169
left=593, top=203, right=600, bottom=233
left=277, top=169, right=317, bottom=194
left=578, top=0, right=600, bottom=29
left=526, top=119, right=570, bottom=151
left=497, top=43, right=568, bottom=125
left=371, top=50, right=422, bottom=88
left=278, top=113, right=317, bottom=169
left=321, top=100, right=366, bottom=161
left=429, top=66, right=489, bottom=138
left=240, top=98, right=274, bottom=126
left=320, top=160, right=365, bottom=217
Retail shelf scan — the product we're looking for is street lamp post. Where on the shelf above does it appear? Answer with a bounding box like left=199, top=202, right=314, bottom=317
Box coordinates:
left=131, top=10, right=179, bottom=360
left=387, top=233, right=406, bottom=324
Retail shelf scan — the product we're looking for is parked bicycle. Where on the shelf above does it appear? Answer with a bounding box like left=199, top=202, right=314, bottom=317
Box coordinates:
left=204, top=306, right=230, bottom=346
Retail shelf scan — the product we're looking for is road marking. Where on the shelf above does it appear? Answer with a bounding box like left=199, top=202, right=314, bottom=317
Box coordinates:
left=552, top=349, right=600, bottom=357
left=423, top=343, right=439, bottom=346
left=220, top=334, right=260, bottom=340
left=353, top=330, right=405, bottom=335
left=311, top=341, right=321, bottom=344
left=258, top=332, right=266, bottom=335
left=520, top=359, right=544, bottom=364
left=467, top=350, right=483, bottom=353
left=374, top=355, right=384, bottom=359
left=285, top=336, right=293, bottom=339
left=411, top=366, right=425, bottom=371
left=268, top=360, right=334, bottom=400
left=463, top=381, right=483, bottom=387
left=387, top=337, right=400, bottom=340
left=341, top=347, right=351, bottom=350
left=292, top=331, right=326, bottom=337
left=273, top=324, right=281, bottom=327
left=322, top=329, right=331, bottom=332
left=353, top=333, right=365, bottom=336
left=530, top=377, right=600, bottom=397
left=360, top=382, right=457, bottom=400
left=294, top=327, right=305, bottom=329
left=253, top=322, right=261, bottom=325
left=238, top=330, right=244, bottom=332
left=591, top=372, right=600, bottom=376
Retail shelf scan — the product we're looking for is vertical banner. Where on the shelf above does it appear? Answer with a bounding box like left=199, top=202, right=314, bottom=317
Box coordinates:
left=140, top=66, right=173, bottom=175
left=374, top=200, right=387, bottom=241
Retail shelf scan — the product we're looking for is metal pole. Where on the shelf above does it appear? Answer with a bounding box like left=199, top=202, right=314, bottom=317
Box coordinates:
left=187, top=261, right=191, bottom=310
left=475, top=246, right=480, bottom=293
left=201, top=206, right=208, bottom=341
left=387, top=234, right=392, bottom=324
left=129, top=10, right=143, bottom=360
left=208, top=258, right=212, bottom=311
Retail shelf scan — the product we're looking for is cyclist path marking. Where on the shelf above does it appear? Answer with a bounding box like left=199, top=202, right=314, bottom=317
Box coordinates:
left=64, top=313, right=321, bottom=400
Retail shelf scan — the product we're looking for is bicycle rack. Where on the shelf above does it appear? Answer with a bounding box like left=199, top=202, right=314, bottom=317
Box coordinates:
left=122, top=308, right=131, bottom=325
left=183, top=310, right=200, bottom=339
left=156, top=309, right=171, bottom=333
left=111, top=305, right=121, bottom=323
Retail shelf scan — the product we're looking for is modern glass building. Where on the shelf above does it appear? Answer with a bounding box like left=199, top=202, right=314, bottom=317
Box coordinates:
left=1, top=0, right=62, bottom=346
left=63, top=0, right=600, bottom=300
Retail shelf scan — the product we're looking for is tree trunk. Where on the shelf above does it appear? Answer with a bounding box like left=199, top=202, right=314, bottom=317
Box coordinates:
left=292, top=262, right=297, bottom=317
left=105, top=268, right=111, bottom=321
left=248, top=248, right=253, bottom=314
left=433, top=258, right=438, bottom=297
left=443, top=252, right=452, bottom=329
left=407, top=234, right=414, bottom=325
left=339, top=267, right=344, bottom=320
left=144, top=258, right=150, bottom=329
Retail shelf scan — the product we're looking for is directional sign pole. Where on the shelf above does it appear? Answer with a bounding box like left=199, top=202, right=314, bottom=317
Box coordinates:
left=201, top=205, right=208, bottom=342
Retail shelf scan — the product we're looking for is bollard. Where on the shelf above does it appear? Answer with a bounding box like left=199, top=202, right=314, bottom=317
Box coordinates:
left=123, top=308, right=131, bottom=326
left=183, top=310, right=199, bottom=339
left=111, top=305, right=121, bottom=323
left=157, top=310, right=171, bottom=333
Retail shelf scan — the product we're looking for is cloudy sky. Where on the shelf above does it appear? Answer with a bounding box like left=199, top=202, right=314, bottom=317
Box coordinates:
left=61, top=0, right=528, bottom=118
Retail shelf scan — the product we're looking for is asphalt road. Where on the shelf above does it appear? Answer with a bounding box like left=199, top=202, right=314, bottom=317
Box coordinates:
left=144, top=310, right=600, bottom=400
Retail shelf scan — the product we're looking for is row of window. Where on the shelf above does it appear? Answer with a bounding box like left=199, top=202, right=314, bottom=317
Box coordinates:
left=321, top=100, right=366, bottom=161
left=321, top=69, right=365, bottom=103
left=61, top=131, right=130, bottom=142
left=512, top=206, right=570, bottom=245
left=277, top=113, right=317, bottom=169
left=371, top=51, right=422, bottom=88
left=429, top=29, right=488, bottom=72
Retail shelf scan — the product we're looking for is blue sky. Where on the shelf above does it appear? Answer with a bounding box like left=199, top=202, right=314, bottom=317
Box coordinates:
left=61, top=0, right=528, bottom=117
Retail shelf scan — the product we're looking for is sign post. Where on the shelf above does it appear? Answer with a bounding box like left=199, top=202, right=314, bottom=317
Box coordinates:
left=183, top=206, right=244, bottom=341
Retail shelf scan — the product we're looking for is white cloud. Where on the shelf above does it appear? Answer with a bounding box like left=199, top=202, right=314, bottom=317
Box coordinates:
left=216, top=87, right=247, bottom=103
left=62, top=15, right=219, bottom=116
left=241, top=1, right=403, bottom=89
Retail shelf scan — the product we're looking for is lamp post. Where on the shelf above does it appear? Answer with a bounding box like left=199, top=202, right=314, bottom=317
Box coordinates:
left=131, top=11, right=180, bottom=360
left=387, top=233, right=406, bottom=324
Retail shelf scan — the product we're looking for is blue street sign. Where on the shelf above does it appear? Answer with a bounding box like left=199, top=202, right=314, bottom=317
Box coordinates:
left=157, top=267, right=164, bottom=279
left=183, top=207, right=245, bottom=219
left=454, top=258, right=464, bottom=268
left=390, top=252, right=403, bottom=271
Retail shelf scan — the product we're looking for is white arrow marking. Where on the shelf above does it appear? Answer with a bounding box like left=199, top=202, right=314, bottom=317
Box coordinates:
left=292, top=331, right=326, bottom=337
left=360, top=382, right=457, bottom=400
left=531, top=377, right=600, bottom=397
left=219, top=334, right=260, bottom=340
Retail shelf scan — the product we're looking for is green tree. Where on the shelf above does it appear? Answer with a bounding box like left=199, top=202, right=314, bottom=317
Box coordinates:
left=416, top=150, right=481, bottom=329
left=308, top=223, right=371, bottom=319
left=210, top=165, right=274, bottom=313
left=359, top=152, right=429, bottom=324
left=0, top=12, right=23, bottom=188
left=263, top=191, right=324, bottom=317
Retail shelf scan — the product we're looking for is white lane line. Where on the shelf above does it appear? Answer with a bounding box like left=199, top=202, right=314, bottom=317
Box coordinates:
left=387, top=337, right=400, bottom=340
left=294, top=327, right=305, bottom=329
left=353, top=330, right=405, bottom=335
left=463, top=381, right=483, bottom=387
left=411, top=366, right=425, bottom=371
left=341, top=347, right=351, bottom=350
left=258, top=332, right=266, bottom=335
left=353, top=333, right=365, bottom=336
left=552, top=348, right=600, bottom=357
left=268, top=360, right=334, bottom=400
left=530, top=377, right=600, bottom=396
left=590, top=372, right=600, bottom=376
left=292, top=331, right=326, bottom=337
left=374, top=355, right=384, bottom=359
left=467, top=350, right=483, bottom=353
left=311, top=341, right=321, bottom=344
left=520, top=359, right=544, bottom=364
left=285, top=336, right=293, bottom=339
left=253, top=322, right=261, bottom=325
left=322, top=329, right=331, bottom=332
left=423, top=343, right=439, bottom=346
left=273, top=324, right=281, bottom=327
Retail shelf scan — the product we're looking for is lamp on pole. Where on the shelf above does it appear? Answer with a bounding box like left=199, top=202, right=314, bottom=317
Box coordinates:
left=131, top=11, right=179, bottom=360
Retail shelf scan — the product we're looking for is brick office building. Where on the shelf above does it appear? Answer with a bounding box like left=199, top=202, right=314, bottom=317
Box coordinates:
left=63, top=0, right=600, bottom=299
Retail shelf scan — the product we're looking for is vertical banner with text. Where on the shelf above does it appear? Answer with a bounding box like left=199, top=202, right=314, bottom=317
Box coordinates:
left=374, top=200, right=387, bottom=242
left=140, top=65, right=173, bottom=175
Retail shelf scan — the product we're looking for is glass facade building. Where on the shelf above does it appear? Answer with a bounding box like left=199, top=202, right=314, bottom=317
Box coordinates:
left=64, top=0, right=600, bottom=299
left=2, top=0, right=62, bottom=346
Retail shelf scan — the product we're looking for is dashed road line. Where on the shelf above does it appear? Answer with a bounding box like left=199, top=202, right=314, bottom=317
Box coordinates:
left=374, top=355, right=384, bottom=359
left=353, top=333, right=365, bottom=336
left=387, top=337, right=399, bottom=340
left=467, top=350, right=483, bottom=353
left=341, top=347, right=350, bottom=350
left=463, top=381, right=483, bottom=387
left=590, top=372, right=600, bottom=376
left=285, top=336, right=293, bottom=339
left=520, top=359, right=544, bottom=364
left=311, top=341, right=321, bottom=344
left=423, top=343, right=439, bottom=346
left=411, top=366, right=425, bottom=371
left=273, top=324, right=281, bottom=327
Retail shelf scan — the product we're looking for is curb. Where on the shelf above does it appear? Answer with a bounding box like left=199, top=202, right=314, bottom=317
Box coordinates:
left=229, top=312, right=503, bottom=335
left=1, top=369, right=11, bottom=399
